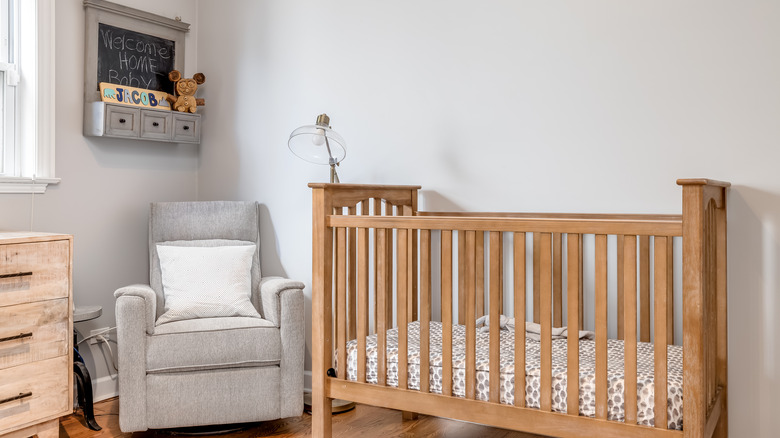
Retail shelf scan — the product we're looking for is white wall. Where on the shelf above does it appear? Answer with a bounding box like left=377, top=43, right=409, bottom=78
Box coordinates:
left=197, top=1, right=780, bottom=436
left=0, top=0, right=199, bottom=400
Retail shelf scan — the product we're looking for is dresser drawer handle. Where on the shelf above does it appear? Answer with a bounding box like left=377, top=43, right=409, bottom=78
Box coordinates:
left=152, top=122, right=160, bottom=127
left=119, top=118, right=126, bottom=124
left=0, top=392, right=32, bottom=406
left=0, top=332, right=33, bottom=343
left=0, top=271, right=32, bottom=279
left=183, top=125, right=190, bottom=131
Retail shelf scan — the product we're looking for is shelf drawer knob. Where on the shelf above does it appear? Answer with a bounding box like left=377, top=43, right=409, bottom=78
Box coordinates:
left=119, top=118, right=126, bottom=124
left=183, top=125, right=190, bottom=131
left=152, top=122, right=159, bottom=127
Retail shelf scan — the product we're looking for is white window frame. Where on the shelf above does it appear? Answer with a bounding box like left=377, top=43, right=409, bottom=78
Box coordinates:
left=0, top=0, right=57, bottom=194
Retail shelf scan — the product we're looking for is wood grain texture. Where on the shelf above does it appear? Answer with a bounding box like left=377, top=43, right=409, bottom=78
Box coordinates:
left=348, top=207, right=357, bottom=342
left=539, top=233, right=552, bottom=412
left=566, top=234, right=580, bottom=416
left=458, top=231, right=466, bottom=326
left=476, top=232, right=485, bottom=318
left=624, top=235, right=638, bottom=424
left=328, top=215, right=683, bottom=236
left=335, top=227, right=347, bottom=380
left=714, top=199, right=729, bottom=438
left=396, top=228, right=409, bottom=390
left=441, top=230, right=453, bottom=397
left=489, top=231, right=501, bottom=404
left=420, top=230, right=431, bottom=393
left=533, top=232, right=541, bottom=324
left=311, top=187, right=333, bottom=437
left=595, top=234, right=608, bottom=420
left=552, top=233, right=562, bottom=327
left=464, top=231, right=477, bottom=400
left=639, top=235, right=651, bottom=343
left=654, top=237, right=668, bottom=429
left=0, top=298, right=69, bottom=370
left=328, top=380, right=682, bottom=438
left=617, top=235, right=625, bottom=340
left=0, top=356, right=69, bottom=432
left=513, top=232, right=526, bottom=408
left=356, top=225, right=369, bottom=383
left=0, top=240, right=70, bottom=307
left=376, top=229, right=388, bottom=387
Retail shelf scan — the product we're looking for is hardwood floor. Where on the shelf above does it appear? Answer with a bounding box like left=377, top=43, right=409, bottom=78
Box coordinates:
left=60, top=398, right=547, bottom=438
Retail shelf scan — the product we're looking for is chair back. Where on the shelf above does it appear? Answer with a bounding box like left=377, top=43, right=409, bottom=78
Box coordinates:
left=149, top=201, right=262, bottom=319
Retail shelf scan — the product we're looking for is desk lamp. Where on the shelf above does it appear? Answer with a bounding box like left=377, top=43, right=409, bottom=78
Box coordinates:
left=288, top=114, right=346, bottom=183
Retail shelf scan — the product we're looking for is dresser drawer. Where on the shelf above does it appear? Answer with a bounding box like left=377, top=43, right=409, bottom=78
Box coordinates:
left=0, top=356, right=69, bottom=432
left=0, top=240, right=70, bottom=307
left=0, top=299, right=69, bottom=370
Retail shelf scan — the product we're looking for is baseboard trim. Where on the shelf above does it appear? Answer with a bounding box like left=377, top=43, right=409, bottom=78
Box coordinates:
left=93, top=374, right=119, bottom=402
left=304, top=370, right=312, bottom=393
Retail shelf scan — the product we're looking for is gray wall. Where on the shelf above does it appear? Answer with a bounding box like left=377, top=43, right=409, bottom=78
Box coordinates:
left=196, top=1, right=780, bottom=437
left=0, top=0, right=199, bottom=399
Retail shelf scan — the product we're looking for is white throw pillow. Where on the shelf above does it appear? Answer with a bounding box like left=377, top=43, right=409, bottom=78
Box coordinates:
left=156, top=244, right=261, bottom=325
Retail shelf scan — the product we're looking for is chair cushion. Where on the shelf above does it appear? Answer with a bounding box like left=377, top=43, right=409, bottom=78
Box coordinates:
left=147, top=317, right=281, bottom=374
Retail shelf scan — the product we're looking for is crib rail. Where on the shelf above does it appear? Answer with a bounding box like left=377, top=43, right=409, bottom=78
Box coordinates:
left=310, top=180, right=728, bottom=438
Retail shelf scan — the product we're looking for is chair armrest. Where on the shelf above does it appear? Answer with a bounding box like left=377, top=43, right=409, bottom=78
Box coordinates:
left=114, top=284, right=157, bottom=335
left=259, top=276, right=305, bottom=417
left=259, top=277, right=305, bottom=327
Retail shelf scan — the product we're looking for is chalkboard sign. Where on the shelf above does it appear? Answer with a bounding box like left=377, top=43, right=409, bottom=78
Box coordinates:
left=97, top=23, right=176, bottom=93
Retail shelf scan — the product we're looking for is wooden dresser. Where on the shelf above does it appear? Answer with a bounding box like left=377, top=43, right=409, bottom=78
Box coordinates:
left=0, top=233, right=73, bottom=438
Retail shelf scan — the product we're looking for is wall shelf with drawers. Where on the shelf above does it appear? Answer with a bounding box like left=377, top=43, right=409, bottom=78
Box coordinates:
left=0, top=232, right=73, bottom=438
left=84, top=102, right=201, bottom=144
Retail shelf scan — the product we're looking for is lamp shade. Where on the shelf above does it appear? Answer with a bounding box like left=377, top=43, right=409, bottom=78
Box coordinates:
left=288, top=124, right=346, bottom=166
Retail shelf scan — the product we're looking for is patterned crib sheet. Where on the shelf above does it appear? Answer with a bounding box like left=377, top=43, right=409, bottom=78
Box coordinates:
left=342, top=321, right=683, bottom=430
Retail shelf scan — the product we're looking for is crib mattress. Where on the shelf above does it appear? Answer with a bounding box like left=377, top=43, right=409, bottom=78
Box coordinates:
left=343, top=321, right=683, bottom=430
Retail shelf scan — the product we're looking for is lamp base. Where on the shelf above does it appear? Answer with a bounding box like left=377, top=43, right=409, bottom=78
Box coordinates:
left=303, top=392, right=356, bottom=414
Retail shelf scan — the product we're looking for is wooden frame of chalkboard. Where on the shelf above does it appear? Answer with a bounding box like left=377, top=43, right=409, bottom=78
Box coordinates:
left=83, top=0, right=190, bottom=103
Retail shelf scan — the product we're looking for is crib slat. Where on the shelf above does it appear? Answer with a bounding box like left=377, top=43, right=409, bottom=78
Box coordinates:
left=540, top=232, right=552, bottom=412
left=533, top=232, right=541, bottom=324
left=566, top=233, right=580, bottom=416
left=397, top=228, right=409, bottom=390
left=400, top=205, right=416, bottom=324
left=333, top=209, right=342, bottom=361
left=489, top=231, right=502, bottom=404
left=578, top=234, right=584, bottom=330
left=553, top=233, right=563, bottom=327
left=617, top=234, right=625, bottom=340
left=336, top=226, right=347, bottom=380
left=654, top=236, right=669, bottom=429
left=666, top=240, right=674, bottom=344
left=373, top=199, right=381, bottom=335
left=595, top=234, right=608, bottom=420
left=476, top=232, right=485, bottom=318
left=356, top=222, right=369, bottom=383
left=376, top=228, right=388, bottom=386
left=459, top=231, right=466, bottom=325
left=441, top=230, right=454, bottom=396
left=385, top=203, right=394, bottom=328
left=514, top=232, right=527, bottom=408
left=639, top=235, right=651, bottom=342
left=465, top=230, right=477, bottom=400
left=624, top=235, right=638, bottom=424
left=348, top=206, right=357, bottom=342
left=420, top=230, right=432, bottom=393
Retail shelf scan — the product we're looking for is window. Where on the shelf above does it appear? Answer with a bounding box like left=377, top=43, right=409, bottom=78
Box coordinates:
left=0, top=0, right=56, bottom=193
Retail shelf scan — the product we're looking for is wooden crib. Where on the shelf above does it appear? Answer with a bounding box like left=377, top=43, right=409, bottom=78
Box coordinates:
left=310, top=179, right=728, bottom=438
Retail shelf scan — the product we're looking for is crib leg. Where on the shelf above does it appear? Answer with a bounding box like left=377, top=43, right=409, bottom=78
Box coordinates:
left=402, top=411, right=419, bottom=420
left=312, top=395, right=333, bottom=438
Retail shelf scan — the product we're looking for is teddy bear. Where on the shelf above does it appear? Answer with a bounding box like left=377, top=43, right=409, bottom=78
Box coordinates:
left=165, top=70, right=205, bottom=113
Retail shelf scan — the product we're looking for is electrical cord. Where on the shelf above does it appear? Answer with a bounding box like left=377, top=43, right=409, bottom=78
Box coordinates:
left=76, top=326, right=116, bottom=346
left=95, top=334, right=119, bottom=372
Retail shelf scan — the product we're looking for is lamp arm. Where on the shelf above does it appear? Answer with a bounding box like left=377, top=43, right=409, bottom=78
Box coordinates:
left=325, top=135, right=340, bottom=183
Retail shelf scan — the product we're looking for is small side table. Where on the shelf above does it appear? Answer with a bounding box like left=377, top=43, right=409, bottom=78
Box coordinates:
left=74, top=305, right=103, bottom=431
